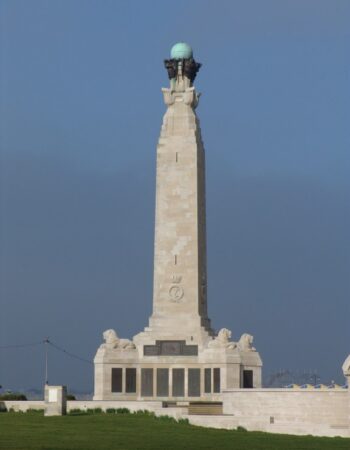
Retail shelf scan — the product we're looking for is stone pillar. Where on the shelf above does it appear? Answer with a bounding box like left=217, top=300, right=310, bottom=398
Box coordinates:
left=342, top=355, right=350, bottom=435
left=44, top=385, right=67, bottom=416
left=149, top=51, right=212, bottom=341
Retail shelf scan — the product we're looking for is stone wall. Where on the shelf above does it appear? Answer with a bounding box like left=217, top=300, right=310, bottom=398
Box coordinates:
left=0, top=400, right=45, bottom=412
left=2, top=390, right=349, bottom=438
left=0, top=400, right=163, bottom=413
left=222, top=388, right=349, bottom=437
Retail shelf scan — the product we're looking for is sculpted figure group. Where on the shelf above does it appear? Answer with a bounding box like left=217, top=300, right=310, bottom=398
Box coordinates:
left=100, top=327, right=255, bottom=353
left=208, top=328, right=256, bottom=352
left=164, top=57, right=201, bottom=82
left=100, top=329, right=136, bottom=351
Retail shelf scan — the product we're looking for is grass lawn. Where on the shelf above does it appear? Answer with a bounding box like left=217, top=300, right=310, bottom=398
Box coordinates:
left=0, top=411, right=348, bottom=450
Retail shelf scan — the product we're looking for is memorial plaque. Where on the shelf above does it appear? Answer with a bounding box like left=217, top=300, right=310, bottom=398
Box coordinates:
left=48, top=389, right=58, bottom=403
left=213, top=368, right=220, bottom=393
left=188, top=368, right=200, bottom=397
left=159, top=341, right=183, bottom=355
left=111, top=368, right=123, bottom=393
left=204, top=368, right=211, bottom=393
left=172, top=368, right=184, bottom=397
left=182, top=345, right=198, bottom=356
left=144, top=341, right=198, bottom=356
left=144, top=345, right=159, bottom=356
left=156, top=368, right=169, bottom=397
left=126, top=368, right=137, bottom=393
left=141, top=368, right=153, bottom=397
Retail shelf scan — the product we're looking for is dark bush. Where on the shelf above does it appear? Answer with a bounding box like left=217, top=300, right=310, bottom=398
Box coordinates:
left=69, top=408, right=86, bottom=415
left=66, top=394, right=76, bottom=400
left=155, top=415, right=177, bottom=423
left=0, top=404, right=7, bottom=412
left=0, top=393, right=27, bottom=401
left=86, top=408, right=103, bottom=414
left=133, top=409, right=153, bottom=416
left=178, top=418, right=189, bottom=425
left=116, top=408, right=130, bottom=414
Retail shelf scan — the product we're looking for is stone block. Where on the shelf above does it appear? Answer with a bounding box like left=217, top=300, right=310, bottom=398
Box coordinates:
left=44, top=385, right=67, bottom=416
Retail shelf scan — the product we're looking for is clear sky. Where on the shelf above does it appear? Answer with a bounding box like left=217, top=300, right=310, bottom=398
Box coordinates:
left=0, top=0, right=349, bottom=392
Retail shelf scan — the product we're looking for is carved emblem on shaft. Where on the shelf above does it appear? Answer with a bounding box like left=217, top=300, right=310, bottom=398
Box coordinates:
left=171, top=274, right=182, bottom=284
left=169, top=285, right=184, bottom=302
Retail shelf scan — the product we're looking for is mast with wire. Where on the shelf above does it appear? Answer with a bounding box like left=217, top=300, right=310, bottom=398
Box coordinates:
left=44, top=337, right=49, bottom=385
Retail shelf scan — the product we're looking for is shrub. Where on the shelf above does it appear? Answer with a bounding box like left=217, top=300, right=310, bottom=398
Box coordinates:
left=26, top=409, right=43, bottom=414
left=178, top=418, right=189, bottom=425
left=236, top=426, right=247, bottom=432
left=69, top=408, right=86, bottom=415
left=85, top=408, right=104, bottom=414
left=133, top=409, right=153, bottom=416
left=106, top=408, right=117, bottom=414
left=155, top=415, right=177, bottom=423
left=66, top=394, right=76, bottom=401
left=0, top=393, right=27, bottom=401
left=116, top=408, right=130, bottom=414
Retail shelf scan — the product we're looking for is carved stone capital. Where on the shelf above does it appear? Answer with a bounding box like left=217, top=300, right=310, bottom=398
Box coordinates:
left=183, top=87, right=201, bottom=108
left=161, top=87, right=200, bottom=109
left=162, top=88, right=175, bottom=106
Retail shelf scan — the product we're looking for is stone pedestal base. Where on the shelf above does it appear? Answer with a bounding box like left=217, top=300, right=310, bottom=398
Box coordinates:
left=44, top=385, right=67, bottom=416
left=93, top=328, right=262, bottom=401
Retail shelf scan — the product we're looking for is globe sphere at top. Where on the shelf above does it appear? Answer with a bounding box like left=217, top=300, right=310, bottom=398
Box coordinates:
left=170, top=42, right=193, bottom=60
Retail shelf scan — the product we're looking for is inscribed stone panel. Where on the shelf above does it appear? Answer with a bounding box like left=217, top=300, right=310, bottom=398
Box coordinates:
left=126, top=368, right=137, bottom=393
left=159, top=341, right=183, bottom=355
left=213, top=368, right=220, bottom=393
left=172, top=368, right=184, bottom=397
left=156, top=368, right=169, bottom=397
left=204, top=368, right=211, bottom=393
left=243, top=370, right=253, bottom=388
left=111, top=368, right=123, bottom=393
left=141, top=368, right=153, bottom=397
left=144, top=345, right=159, bottom=356
left=188, top=368, right=200, bottom=397
left=182, top=345, right=198, bottom=356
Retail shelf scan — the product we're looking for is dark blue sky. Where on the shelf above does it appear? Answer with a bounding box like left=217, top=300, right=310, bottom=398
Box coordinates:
left=1, top=0, right=349, bottom=392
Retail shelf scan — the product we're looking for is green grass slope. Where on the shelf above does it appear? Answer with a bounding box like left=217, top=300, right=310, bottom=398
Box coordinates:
left=0, top=412, right=348, bottom=450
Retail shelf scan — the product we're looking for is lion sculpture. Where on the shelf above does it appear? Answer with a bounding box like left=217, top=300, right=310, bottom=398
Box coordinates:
left=101, top=329, right=136, bottom=350
left=208, top=328, right=237, bottom=349
left=342, top=355, right=350, bottom=376
left=238, top=333, right=256, bottom=351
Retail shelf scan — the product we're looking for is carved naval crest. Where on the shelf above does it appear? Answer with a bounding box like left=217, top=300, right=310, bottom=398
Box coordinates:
left=171, top=274, right=182, bottom=284
left=169, top=274, right=184, bottom=302
left=169, top=285, right=184, bottom=302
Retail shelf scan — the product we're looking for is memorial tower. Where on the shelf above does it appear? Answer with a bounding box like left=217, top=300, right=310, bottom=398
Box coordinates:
left=148, top=42, right=212, bottom=340
left=94, top=43, right=262, bottom=401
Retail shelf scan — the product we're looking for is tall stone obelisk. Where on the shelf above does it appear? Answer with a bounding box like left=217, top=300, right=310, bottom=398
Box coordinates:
left=94, top=43, right=262, bottom=401
left=146, top=43, right=213, bottom=341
